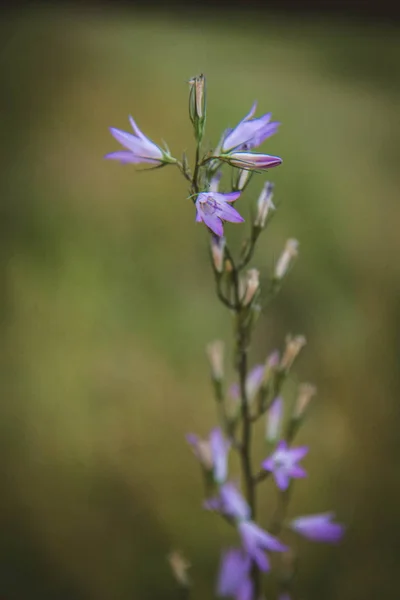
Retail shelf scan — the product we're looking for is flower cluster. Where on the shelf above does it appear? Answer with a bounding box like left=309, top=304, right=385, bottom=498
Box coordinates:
left=106, top=74, right=345, bottom=600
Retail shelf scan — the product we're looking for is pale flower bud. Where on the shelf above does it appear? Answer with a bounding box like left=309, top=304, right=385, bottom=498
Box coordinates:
left=280, top=335, right=306, bottom=372
left=242, top=269, right=260, bottom=306
left=209, top=171, right=222, bottom=193
left=255, top=181, right=275, bottom=228
left=293, top=383, right=316, bottom=419
left=266, top=396, right=283, bottom=442
left=262, top=350, right=280, bottom=387
left=234, top=168, right=253, bottom=191
left=189, top=73, right=206, bottom=119
left=168, top=550, right=191, bottom=587
left=274, top=239, right=299, bottom=280
left=206, top=340, right=224, bottom=381
left=210, top=235, right=226, bottom=273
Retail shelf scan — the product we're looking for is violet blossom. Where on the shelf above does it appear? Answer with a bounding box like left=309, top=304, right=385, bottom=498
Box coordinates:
left=222, top=103, right=280, bottom=153
left=195, top=191, right=244, bottom=237
left=105, top=116, right=176, bottom=165
left=262, top=440, right=308, bottom=491
left=206, top=482, right=287, bottom=571
left=217, top=548, right=253, bottom=600
left=288, top=513, right=345, bottom=543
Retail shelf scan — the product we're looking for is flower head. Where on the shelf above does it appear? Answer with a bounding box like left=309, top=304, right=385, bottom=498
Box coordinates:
left=187, top=428, right=230, bottom=484
left=262, top=440, right=308, bottom=491
left=217, top=548, right=252, bottom=600
left=195, top=191, right=244, bottom=237
left=105, top=116, right=175, bottom=166
left=289, top=513, right=345, bottom=543
left=238, top=520, right=288, bottom=571
left=222, top=103, right=279, bottom=153
left=221, top=152, right=282, bottom=171
left=205, top=482, right=251, bottom=521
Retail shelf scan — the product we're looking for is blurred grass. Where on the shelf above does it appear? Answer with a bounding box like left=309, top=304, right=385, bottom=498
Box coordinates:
left=0, top=5, right=400, bottom=600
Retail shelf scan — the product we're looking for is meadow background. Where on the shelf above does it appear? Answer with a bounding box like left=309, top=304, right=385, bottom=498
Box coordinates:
left=0, top=5, right=399, bottom=599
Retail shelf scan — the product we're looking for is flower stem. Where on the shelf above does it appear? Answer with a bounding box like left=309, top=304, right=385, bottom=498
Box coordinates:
left=225, top=245, right=260, bottom=599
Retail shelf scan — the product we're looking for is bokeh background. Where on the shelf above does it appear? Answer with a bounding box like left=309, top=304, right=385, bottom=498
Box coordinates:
left=1, top=3, right=399, bottom=599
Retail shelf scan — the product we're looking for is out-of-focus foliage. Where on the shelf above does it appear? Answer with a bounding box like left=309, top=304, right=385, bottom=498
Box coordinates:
left=0, top=6, right=399, bottom=600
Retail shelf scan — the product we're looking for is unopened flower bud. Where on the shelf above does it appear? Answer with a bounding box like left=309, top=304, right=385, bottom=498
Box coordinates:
left=206, top=340, right=224, bottom=381
left=242, top=269, right=260, bottom=306
left=263, top=350, right=280, bottom=385
left=293, top=383, right=316, bottom=419
left=255, top=181, right=275, bottom=228
left=210, top=235, right=226, bottom=273
left=209, top=171, right=222, bottom=193
left=189, top=74, right=206, bottom=142
left=233, top=168, right=253, bottom=192
left=280, top=335, right=306, bottom=372
left=274, top=239, right=299, bottom=280
left=266, top=396, right=283, bottom=442
left=168, top=550, right=191, bottom=587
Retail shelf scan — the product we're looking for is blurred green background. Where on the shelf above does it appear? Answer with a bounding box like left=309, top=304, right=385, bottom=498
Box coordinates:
left=1, top=5, right=399, bottom=599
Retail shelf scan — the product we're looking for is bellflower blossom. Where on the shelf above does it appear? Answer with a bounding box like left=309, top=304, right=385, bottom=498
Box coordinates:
left=206, top=482, right=287, bottom=571
left=217, top=548, right=253, bottom=600
left=195, top=191, right=244, bottom=237
left=222, top=103, right=280, bottom=153
left=238, top=521, right=288, bottom=572
left=105, top=116, right=175, bottom=165
left=289, top=513, right=345, bottom=543
left=262, top=440, right=308, bottom=491
left=187, top=428, right=230, bottom=484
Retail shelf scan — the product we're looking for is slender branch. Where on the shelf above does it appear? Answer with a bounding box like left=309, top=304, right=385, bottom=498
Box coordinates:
left=192, top=144, right=201, bottom=194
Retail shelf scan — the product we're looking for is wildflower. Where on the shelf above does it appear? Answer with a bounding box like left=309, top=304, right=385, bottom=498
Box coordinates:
left=288, top=513, right=345, bottom=543
left=255, top=182, right=275, bottom=228
left=210, top=236, right=226, bottom=273
left=233, top=168, right=253, bottom=192
left=230, top=365, right=265, bottom=405
left=206, top=483, right=287, bottom=571
left=196, top=191, right=244, bottom=237
left=274, top=239, right=299, bottom=280
left=261, top=440, right=308, bottom=491
left=206, top=340, right=225, bottom=381
left=221, top=152, right=282, bottom=171
left=280, top=335, right=306, bottom=372
left=238, top=520, right=288, bottom=571
left=205, top=482, right=251, bottom=520
left=187, top=428, right=230, bottom=484
left=217, top=548, right=253, bottom=600
left=189, top=74, right=206, bottom=120
left=293, top=383, right=316, bottom=420
left=168, top=550, right=191, bottom=587
left=105, top=116, right=175, bottom=165
left=209, top=171, right=222, bottom=193
left=266, top=396, right=283, bottom=443
left=242, top=269, right=260, bottom=306
left=222, top=103, right=279, bottom=153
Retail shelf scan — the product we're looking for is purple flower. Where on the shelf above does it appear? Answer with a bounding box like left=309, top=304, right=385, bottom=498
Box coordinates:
left=222, top=103, right=280, bottom=153
left=217, top=548, right=253, bottom=600
left=186, top=428, right=230, bottom=483
left=195, top=191, right=244, bottom=237
left=289, top=513, right=345, bottom=543
left=262, top=440, right=308, bottom=491
left=105, top=116, right=175, bottom=165
left=230, top=365, right=265, bottom=405
left=238, top=520, right=288, bottom=572
left=222, top=152, right=282, bottom=170
left=205, top=482, right=251, bottom=521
